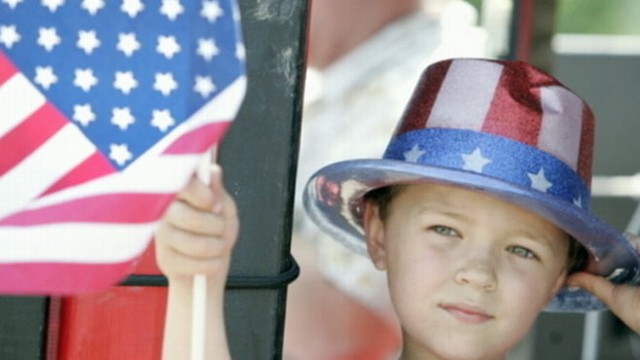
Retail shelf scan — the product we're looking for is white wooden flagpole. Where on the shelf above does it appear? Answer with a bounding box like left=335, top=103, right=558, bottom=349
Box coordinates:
left=191, top=273, right=207, bottom=360
left=191, top=147, right=216, bottom=360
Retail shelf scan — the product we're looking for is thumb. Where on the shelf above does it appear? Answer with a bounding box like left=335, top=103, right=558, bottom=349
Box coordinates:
left=208, top=163, right=223, bottom=191
left=208, top=164, right=225, bottom=214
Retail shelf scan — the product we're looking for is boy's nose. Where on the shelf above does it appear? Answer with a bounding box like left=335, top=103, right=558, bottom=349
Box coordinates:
left=454, top=258, right=498, bottom=292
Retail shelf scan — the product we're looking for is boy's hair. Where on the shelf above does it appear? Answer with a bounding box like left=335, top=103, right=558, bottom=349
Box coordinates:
left=364, top=185, right=588, bottom=274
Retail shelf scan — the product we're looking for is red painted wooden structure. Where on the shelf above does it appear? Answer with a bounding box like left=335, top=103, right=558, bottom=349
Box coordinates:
left=52, top=246, right=165, bottom=359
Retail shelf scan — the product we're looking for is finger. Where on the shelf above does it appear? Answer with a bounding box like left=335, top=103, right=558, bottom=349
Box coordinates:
left=566, top=272, right=616, bottom=305
left=156, top=240, right=229, bottom=278
left=176, top=175, right=215, bottom=212
left=209, top=164, right=225, bottom=214
left=208, top=164, right=239, bottom=230
left=164, top=199, right=225, bottom=236
left=159, top=225, right=231, bottom=260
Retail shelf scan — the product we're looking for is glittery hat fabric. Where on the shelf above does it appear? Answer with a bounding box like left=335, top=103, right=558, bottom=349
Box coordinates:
left=303, top=58, right=640, bottom=312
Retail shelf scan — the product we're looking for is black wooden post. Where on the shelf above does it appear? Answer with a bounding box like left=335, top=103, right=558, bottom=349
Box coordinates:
left=217, top=1, right=308, bottom=359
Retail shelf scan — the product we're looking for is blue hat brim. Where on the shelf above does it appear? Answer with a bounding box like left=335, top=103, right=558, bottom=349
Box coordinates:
left=304, top=158, right=640, bottom=312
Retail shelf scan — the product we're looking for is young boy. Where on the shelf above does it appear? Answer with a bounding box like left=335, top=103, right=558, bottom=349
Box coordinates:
left=155, top=58, right=640, bottom=359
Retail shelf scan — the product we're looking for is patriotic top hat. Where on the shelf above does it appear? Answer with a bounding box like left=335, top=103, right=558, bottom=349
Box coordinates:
left=303, top=58, right=640, bottom=312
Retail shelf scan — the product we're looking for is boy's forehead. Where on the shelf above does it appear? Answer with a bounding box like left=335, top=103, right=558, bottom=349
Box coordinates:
left=399, top=182, right=486, bottom=201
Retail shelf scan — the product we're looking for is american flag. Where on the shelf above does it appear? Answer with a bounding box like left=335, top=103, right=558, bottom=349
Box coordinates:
left=0, top=0, right=246, bottom=294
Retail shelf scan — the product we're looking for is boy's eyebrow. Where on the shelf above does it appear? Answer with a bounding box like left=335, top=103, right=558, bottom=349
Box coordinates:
left=508, top=228, right=565, bottom=252
left=415, top=203, right=473, bottom=222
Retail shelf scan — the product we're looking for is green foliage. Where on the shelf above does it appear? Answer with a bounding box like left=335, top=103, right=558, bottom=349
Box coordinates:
left=462, top=0, right=640, bottom=35
left=556, top=0, right=640, bottom=34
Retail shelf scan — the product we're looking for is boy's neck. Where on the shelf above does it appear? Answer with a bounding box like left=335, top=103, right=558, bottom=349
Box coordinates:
left=397, top=347, right=506, bottom=360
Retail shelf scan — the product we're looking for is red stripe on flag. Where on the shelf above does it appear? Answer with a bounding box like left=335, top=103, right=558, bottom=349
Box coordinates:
left=41, top=151, right=115, bottom=196
left=0, top=103, right=67, bottom=176
left=396, top=59, right=452, bottom=135
left=577, top=105, right=594, bottom=185
left=0, top=259, right=139, bottom=294
left=163, top=121, right=231, bottom=154
left=0, top=193, right=175, bottom=226
left=482, top=63, right=543, bottom=145
left=0, top=53, right=17, bottom=85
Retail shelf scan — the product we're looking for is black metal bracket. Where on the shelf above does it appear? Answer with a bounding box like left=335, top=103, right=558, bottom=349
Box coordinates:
left=119, top=255, right=300, bottom=290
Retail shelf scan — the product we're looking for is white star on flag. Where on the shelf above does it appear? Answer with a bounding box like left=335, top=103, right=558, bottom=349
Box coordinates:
left=528, top=168, right=553, bottom=192
left=1, top=0, right=23, bottom=10
left=236, top=42, right=246, bottom=60
left=73, top=104, right=96, bottom=126
left=38, top=27, right=61, bottom=52
left=117, top=33, right=140, bottom=57
left=114, top=71, right=138, bottom=94
left=34, top=66, right=58, bottom=90
left=82, top=0, right=105, bottom=15
left=74, top=68, right=99, bottom=92
left=461, top=147, right=491, bottom=173
left=150, top=109, right=175, bottom=132
left=157, top=35, right=181, bottom=59
left=197, top=38, right=219, bottom=61
left=121, top=0, right=145, bottom=18
left=77, top=30, right=101, bottom=54
left=111, top=107, right=136, bottom=130
left=573, top=195, right=582, bottom=208
left=154, top=72, right=178, bottom=96
left=201, top=0, right=224, bottom=22
left=161, top=0, right=184, bottom=20
left=0, top=25, right=20, bottom=48
left=404, top=144, right=426, bottom=163
left=194, top=76, right=216, bottom=98
left=109, top=143, right=133, bottom=166
left=43, top=0, right=65, bottom=12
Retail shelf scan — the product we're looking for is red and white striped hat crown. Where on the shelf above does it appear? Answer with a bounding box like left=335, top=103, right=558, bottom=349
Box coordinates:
left=395, top=58, right=593, bottom=186
left=304, top=58, right=640, bottom=312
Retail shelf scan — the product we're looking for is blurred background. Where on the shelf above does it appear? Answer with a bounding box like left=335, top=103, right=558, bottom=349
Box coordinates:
left=466, top=0, right=640, bottom=358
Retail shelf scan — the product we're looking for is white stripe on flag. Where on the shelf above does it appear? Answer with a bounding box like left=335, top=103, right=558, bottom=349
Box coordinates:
left=427, top=60, right=503, bottom=130
left=0, top=222, right=155, bottom=263
left=29, top=153, right=200, bottom=209
left=0, top=124, right=95, bottom=218
left=0, top=73, right=45, bottom=136
left=538, top=86, right=583, bottom=170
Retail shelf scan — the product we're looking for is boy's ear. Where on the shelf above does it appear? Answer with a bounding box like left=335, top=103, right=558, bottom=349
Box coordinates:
left=546, top=270, right=568, bottom=306
left=362, top=201, right=388, bottom=271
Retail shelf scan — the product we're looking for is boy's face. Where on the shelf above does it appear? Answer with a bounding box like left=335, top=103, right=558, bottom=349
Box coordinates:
left=363, top=183, right=569, bottom=360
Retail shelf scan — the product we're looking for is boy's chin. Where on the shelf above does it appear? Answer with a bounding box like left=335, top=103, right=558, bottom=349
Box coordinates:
left=415, top=338, right=509, bottom=360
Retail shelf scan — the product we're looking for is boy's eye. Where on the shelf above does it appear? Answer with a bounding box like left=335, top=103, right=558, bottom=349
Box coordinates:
left=430, top=225, right=459, bottom=237
left=507, top=245, right=538, bottom=260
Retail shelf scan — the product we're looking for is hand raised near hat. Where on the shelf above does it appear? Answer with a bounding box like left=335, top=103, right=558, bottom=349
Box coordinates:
left=567, top=233, right=640, bottom=334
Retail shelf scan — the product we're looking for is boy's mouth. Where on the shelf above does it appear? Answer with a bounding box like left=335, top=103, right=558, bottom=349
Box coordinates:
left=439, top=302, right=494, bottom=324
